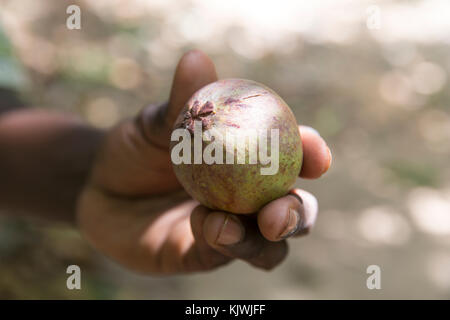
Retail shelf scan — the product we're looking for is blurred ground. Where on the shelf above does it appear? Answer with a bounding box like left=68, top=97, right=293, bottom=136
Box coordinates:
left=0, top=0, right=450, bottom=299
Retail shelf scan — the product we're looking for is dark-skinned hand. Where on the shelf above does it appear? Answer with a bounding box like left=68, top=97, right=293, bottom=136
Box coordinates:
left=76, top=50, right=332, bottom=274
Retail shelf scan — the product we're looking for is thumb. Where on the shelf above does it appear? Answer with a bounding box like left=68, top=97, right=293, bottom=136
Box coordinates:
left=137, top=50, right=218, bottom=149
left=89, top=50, right=218, bottom=195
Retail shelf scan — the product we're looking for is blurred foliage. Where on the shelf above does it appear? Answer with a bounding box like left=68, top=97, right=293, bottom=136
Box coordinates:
left=0, top=25, right=26, bottom=89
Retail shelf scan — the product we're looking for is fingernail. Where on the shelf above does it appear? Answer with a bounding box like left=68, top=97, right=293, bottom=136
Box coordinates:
left=289, top=190, right=303, bottom=204
left=323, top=146, right=332, bottom=174
left=216, top=215, right=244, bottom=245
left=302, top=126, right=321, bottom=137
left=279, top=208, right=301, bottom=239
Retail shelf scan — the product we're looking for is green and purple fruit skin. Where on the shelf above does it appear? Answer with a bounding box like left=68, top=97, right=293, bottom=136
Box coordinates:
left=171, top=79, right=302, bottom=214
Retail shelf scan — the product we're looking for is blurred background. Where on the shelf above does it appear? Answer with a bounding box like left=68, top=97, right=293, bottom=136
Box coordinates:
left=1, top=0, right=450, bottom=299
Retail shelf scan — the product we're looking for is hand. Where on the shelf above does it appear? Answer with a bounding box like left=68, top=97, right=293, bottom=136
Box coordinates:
left=76, top=50, right=332, bottom=274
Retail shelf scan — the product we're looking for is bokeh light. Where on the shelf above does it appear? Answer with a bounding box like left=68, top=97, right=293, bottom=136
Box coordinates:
left=0, top=0, right=450, bottom=299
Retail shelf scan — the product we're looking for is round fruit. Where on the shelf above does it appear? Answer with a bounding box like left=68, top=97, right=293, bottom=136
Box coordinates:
left=170, top=79, right=302, bottom=214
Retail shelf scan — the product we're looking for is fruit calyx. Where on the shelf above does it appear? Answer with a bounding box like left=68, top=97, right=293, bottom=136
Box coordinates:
left=182, top=100, right=215, bottom=134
